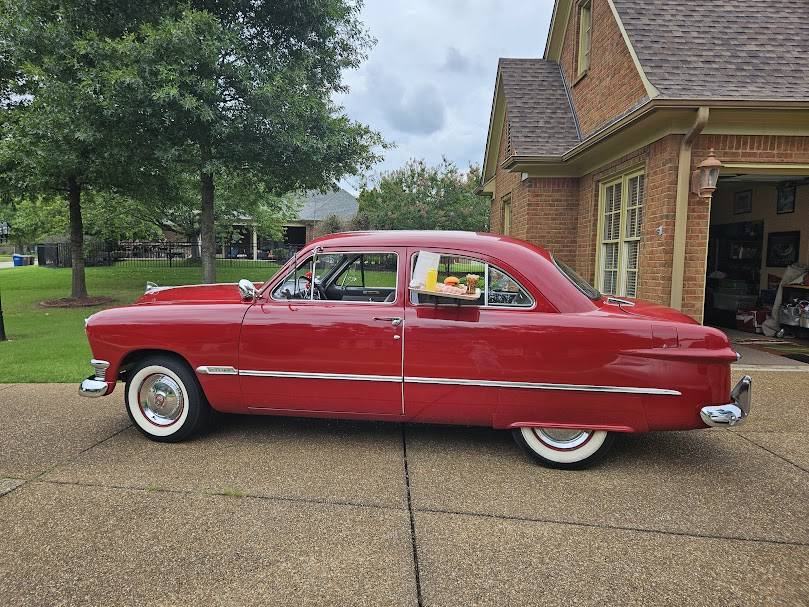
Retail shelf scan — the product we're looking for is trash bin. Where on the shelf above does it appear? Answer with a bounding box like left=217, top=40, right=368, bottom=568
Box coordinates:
left=22, top=255, right=34, bottom=265
left=12, top=254, right=23, bottom=267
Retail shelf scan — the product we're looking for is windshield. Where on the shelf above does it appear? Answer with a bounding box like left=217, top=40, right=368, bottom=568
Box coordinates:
left=553, top=255, right=600, bottom=300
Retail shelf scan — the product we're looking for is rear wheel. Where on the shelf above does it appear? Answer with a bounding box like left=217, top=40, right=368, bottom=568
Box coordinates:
left=125, top=355, right=212, bottom=442
left=512, top=427, right=614, bottom=469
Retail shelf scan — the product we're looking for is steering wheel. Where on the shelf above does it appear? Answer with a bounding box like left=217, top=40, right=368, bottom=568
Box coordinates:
left=295, top=276, right=324, bottom=300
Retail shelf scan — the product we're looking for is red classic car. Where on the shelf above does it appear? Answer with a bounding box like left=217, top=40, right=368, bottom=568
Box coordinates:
left=80, top=231, right=751, bottom=469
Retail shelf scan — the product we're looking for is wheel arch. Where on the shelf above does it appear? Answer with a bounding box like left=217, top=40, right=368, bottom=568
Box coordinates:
left=117, top=348, right=195, bottom=382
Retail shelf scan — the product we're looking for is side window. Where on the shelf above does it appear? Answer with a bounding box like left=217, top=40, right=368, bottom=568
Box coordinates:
left=410, top=254, right=486, bottom=305
left=487, top=266, right=532, bottom=307
left=410, top=252, right=533, bottom=308
left=333, top=253, right=398, bottom=289
left=272, top=251, right=398, bottom=303
left=271, top=254, right=315, bottom=300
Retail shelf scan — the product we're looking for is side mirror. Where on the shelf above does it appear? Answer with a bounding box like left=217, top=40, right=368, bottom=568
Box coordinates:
left=238, top=278, right=258, bottom=301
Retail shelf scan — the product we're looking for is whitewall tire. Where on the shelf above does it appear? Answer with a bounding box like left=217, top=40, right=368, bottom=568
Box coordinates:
left=512, top=427, right=614, bottom=469
left=125, top=355, right=212, bottom=442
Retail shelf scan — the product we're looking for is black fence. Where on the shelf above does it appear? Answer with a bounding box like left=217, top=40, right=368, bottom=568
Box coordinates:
left=37, top=240, right=303, bottom=269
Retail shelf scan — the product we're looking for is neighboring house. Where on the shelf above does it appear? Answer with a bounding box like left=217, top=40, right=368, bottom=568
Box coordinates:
left=479, top=0, right=809, bottom=324
left=213, top=187, right=358, bottom=258
left=282, top=187, right=359, bottom=246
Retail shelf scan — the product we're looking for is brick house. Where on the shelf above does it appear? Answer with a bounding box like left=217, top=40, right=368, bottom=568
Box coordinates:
left=479, top=0, right=809, bottom=324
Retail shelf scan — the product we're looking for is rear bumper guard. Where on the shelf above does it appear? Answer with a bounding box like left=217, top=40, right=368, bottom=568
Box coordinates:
left=700, top=375, right=752, bottom=428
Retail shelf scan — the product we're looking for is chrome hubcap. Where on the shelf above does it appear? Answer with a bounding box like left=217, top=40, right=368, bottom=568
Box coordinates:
left=535, top=428, right=591, bottom=449
left=138, top=374, right=184, bottom=426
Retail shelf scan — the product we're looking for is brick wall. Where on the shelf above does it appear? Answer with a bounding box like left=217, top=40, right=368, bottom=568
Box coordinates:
left=559, top=0, right=647, bottom=138
left=519, top=177, right=580, bottom=265
left=639, top=135, right=680, bottom=306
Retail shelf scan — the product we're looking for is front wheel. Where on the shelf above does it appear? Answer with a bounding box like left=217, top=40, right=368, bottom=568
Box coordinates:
left=512, top=427, right=614, bottom=469
left=125, top=355, right=212, bottom=442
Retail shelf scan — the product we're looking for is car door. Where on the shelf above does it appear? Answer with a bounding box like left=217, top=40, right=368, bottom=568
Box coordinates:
left=238, top=248, right=405, bottom=416
left=402, top=248, right=543, bottom=425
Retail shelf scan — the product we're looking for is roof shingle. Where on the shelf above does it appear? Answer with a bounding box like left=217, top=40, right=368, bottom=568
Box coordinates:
left=297, top=187, right=358, bottom=221
left=613, top=0, right=809, bottom=100
left=498, top=58, right=580, bottom=156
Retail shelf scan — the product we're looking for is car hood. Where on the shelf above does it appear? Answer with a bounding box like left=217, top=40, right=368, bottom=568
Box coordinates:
left=597, top=297, right=699, bottom=324
left=136, top=283, right=256, bottom=305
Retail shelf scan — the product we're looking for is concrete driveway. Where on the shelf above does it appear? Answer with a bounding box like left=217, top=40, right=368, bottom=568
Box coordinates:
left=1, top=370, right=807, bottom=606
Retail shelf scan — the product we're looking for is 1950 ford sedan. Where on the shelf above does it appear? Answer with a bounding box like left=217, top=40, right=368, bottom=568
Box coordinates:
left=80, top=231, right=751, bottom=469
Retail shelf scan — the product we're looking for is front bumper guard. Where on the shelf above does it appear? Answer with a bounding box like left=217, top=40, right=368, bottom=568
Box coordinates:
left=700, top=375, right=752, bottom=428
left=79, top=359, right=110, bottom=398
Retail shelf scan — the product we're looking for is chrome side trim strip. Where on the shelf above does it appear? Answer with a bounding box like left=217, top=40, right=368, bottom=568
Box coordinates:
left=196, top=366, right=238, bottom=375
left=238, top=370, right=402, bottom=383
left=234, top=368, right=680, bottom=396
left=403, top=376, right=680, bottom=395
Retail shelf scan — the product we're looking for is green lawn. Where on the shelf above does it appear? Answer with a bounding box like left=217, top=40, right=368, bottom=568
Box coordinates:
left=0, top=263, right=279, bottom=383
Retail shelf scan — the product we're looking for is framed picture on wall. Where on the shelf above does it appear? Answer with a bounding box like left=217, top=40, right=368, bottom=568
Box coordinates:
left=733, top=190, right=752, bottom=214
left=766, top=231, right=800, bottom=267
left=776, top=183, right=796, bottom=214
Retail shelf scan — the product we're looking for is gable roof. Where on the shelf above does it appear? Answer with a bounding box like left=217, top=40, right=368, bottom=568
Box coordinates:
left=498, top=58, right=581, bottom=157
left=612, top=0, right=809, bottom=100
left=296, top=187, right=358, bottom=222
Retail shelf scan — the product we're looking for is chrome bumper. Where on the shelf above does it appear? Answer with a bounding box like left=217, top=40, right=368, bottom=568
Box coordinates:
left=700, top=375, right=752, bottom=428
left=79, top=359, right=110, bottom=398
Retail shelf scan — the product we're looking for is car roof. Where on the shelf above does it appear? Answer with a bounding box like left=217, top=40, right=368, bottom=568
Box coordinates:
left=308, top=230, right=553, bottom=262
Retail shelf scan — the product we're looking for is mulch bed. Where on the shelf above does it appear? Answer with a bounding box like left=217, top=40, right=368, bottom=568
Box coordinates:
left=39, top=296, right=115, bottom=308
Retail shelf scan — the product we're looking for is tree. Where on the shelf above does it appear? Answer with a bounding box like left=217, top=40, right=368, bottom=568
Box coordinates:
left=314, top=213, right=350, bottom=238
left=356, top=159, right=488, bottom=231
left=0, top=0, right=170, bottom=299
left=98, top=2, right=383, bottom=282
left=0, top=196, right=68, bottom=251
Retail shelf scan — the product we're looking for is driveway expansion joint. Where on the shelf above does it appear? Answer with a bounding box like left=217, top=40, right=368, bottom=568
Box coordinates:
left=401, top=425, right=424, bottom=607
left=36, top=478, right=407, bottom=513
left=732, top=432, right=809, bottom=475
left=415, top=506, right=809, bottom=548
left=0, top=423, right=133, bottom=499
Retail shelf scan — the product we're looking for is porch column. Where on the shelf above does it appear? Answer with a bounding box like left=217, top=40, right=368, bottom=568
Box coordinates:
left=252, top=225, right=258, bottom=260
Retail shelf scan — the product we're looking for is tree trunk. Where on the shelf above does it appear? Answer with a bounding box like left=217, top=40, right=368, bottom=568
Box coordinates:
left=68, top=176, right=88, bottom=299
left=199, top=169, right=216, bottom=283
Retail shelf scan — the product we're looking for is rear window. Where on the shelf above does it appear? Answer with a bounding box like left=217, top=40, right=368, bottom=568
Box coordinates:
left=553, top=256, right=600, bottom=300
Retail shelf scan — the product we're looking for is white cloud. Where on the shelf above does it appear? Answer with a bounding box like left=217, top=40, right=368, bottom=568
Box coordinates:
left=338, top=0, right=555, bottom=194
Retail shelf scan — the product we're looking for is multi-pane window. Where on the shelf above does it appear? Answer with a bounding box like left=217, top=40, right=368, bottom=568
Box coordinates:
left=577, top=0, right=592, bottom=76
left=598, top=171, right=645, bottom=298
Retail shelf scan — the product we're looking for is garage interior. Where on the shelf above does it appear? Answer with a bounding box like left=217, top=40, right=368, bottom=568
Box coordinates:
left=705, top=173, right=809, bottom=359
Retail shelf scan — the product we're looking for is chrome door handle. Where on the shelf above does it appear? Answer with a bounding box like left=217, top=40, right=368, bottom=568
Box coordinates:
left=373, top=316, right=402, bottom=326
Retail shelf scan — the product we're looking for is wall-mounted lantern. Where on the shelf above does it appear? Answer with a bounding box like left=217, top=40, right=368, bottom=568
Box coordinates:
left=690, top=149, right=723, bottom=199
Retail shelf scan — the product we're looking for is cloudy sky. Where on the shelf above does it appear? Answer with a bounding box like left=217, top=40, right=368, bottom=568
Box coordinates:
left=338, top=0, right=555, bottom=193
